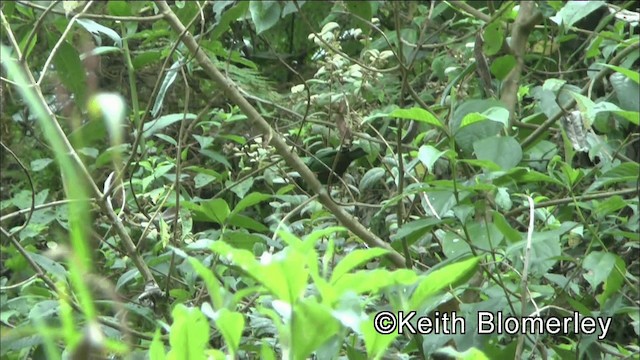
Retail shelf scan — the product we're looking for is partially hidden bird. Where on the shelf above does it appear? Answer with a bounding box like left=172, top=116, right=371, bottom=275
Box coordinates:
left=306, top=146, right=367, bottom=184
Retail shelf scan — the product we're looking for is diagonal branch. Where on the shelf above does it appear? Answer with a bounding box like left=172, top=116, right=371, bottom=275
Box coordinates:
left=500, top=2, right=542, bottom=129
left=157, top=1, right=407, bottom=268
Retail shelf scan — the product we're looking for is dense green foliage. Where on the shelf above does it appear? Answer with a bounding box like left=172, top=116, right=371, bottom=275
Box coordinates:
left=1, top=1, right=639, bottom=359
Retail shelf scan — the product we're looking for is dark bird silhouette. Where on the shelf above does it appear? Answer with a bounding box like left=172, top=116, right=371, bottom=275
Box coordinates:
left=306, top=147, right=367, bottom=184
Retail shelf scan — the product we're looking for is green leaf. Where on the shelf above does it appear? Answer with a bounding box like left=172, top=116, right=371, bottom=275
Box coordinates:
left=167, top=305, right=208, bottom=360
left=333, top=269, right=417, bottom=297
left=213, top=309, right=244, bottom=356
left=188, top=257, right=223, bottom=309
left=583, top=251, right=618, bottom=289
left=142, top=113, right=197, bottom=137
left=201, top=198, right=230, bottom=224
left=473, top=136, right=522, bottom=170
left=227, top=214, right=268, bottom=232
left=362, top=315, right=399, bottom=358
left=599, top=64, right=640, bottom=84
left=291, top=299, right=340, bottom=360
left=29, top=252, right=67, bottom=281
left=359, top=167, right=385, bottom=191
left=76, top=18, right=122, bottom=47
left=132, top=51, right=163, bottom=69
left=346, top=1, right=372, bottom=31
left=460, top=112, right=486, bottom=128
left=490, top=55, right=516, bottom=80
left=107, top=1, right=132, bottom=16
left=331, top=248, right=389, bottom=283
left=410, top=257, right=480, bottom=309
left=610, top=72, right=640, bottom=113
left=263, top=250, right=308, bottom=302
left=389, top=107, right=443, bottom=129
left=231, top=192, right=272, bottom=216
left=31, top=158, right=53, bottom=172
left=394, top=217, right=446, bottom=244
left=151, top=60, right=180, bottom=117
left=452, top=100, right=506, bottom=152
left=550, top=1, right=605, bottom=27
left=483, top=21, right=504, bottom=56
left=587, top=162, right=639, bottom=191
left=250, top=1, right=282, bottom=34
left=149, top=329, right=166, bottom=360
left=493, top=211, right=521, bottom=243
left=418, top=145, right=447, bottom=174
left=52, top=41, right=87, bottom=106
left=482, top=107, right=510, bottom=127
left=494, top=167, right=564, bottom=186
left=597, top=255, right=625, bottom=306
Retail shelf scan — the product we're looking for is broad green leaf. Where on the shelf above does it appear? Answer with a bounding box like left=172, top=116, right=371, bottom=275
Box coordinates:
left=201, top=198, right=230, bottom=224
left=227, top=214, right=268, bottom=232
left=458, top=159, right=502, bottom=171
left=610, top=72, right=640, bottom=112
left=550, top=1, right=605, bottom=27
left=229, top=177, right=254, bottom=199
left=149, top=329, right=166, bottom=360
left=220, top=231, right=263, bottom=250
left=493, top=167, right=564, bottom=186
left=346, top=1, right=372, bottom=31
left=291, top=299, right=340, bottom=360
left=492, top=211, right=521, bottom=243
left=594, top=196, right=628, bottom=216
left=583, top=251, right=618, bottom=289
left=331, top=248, right=389, bottom=283
left=264, top=250, right=308, bottom=302
left=31, top=158, right=53, bottom=172
left=188, top=257, right=223, bottom=309
left=451, top=100, right=505, bottom=152
left=597, top=255, right=626, bottom=306
left=473, top=136, right=522, bottom=170
left=211, top=2, right=249, bottom=40
left=167, top=305, right=208, bottom=360
left=302, top=226, right=347, bottom=246
left=52, top=41, right=87, bottom=106
left=143, top=113, right=197, bottom=137
left=481, top=107, right=509, bottom=127
left=483, top=21, right=504, bottom=56
left=459, top=112, right=486, bottom=128
left=213, top=309, right=244, bottom=355
left=107, top=1, right=131, bottom=16
left=231, top=192, right=271, bottom=216
left=359, top=167, right=386, bottom=191
left=389, top=107, right=443, bottom=128
left=543, top=78, right=567, bottom=93
left=29, top=252, right=67, bottom=281
left=410, top=257, right=480, bottom=309
left=490, top=55, right=515, bottom=80
left=394, top=217, right=446, bottom=243
left=151, top=60, right=180, bottom=117
left=132, top=51, right=163, bottom=69
left=600, top=64, right=640, bottom=84
left=495, top=187, right=512, bottom=210
left=76, top=18, right=122, bottom=47
left=19, top=31, right=37, bottom=60
left=362, top=315, right=398, bottom=358
left=587, top=162, right=639, bottom=191
left=333, top=269, right=417, bottom=297
left=260, top=341, right=278, bottom=360
left=418, top=145, right=447, bottom=174
left=250, top=1, right=281, bottom=34
left=200, top=149, right=232, bottom=169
